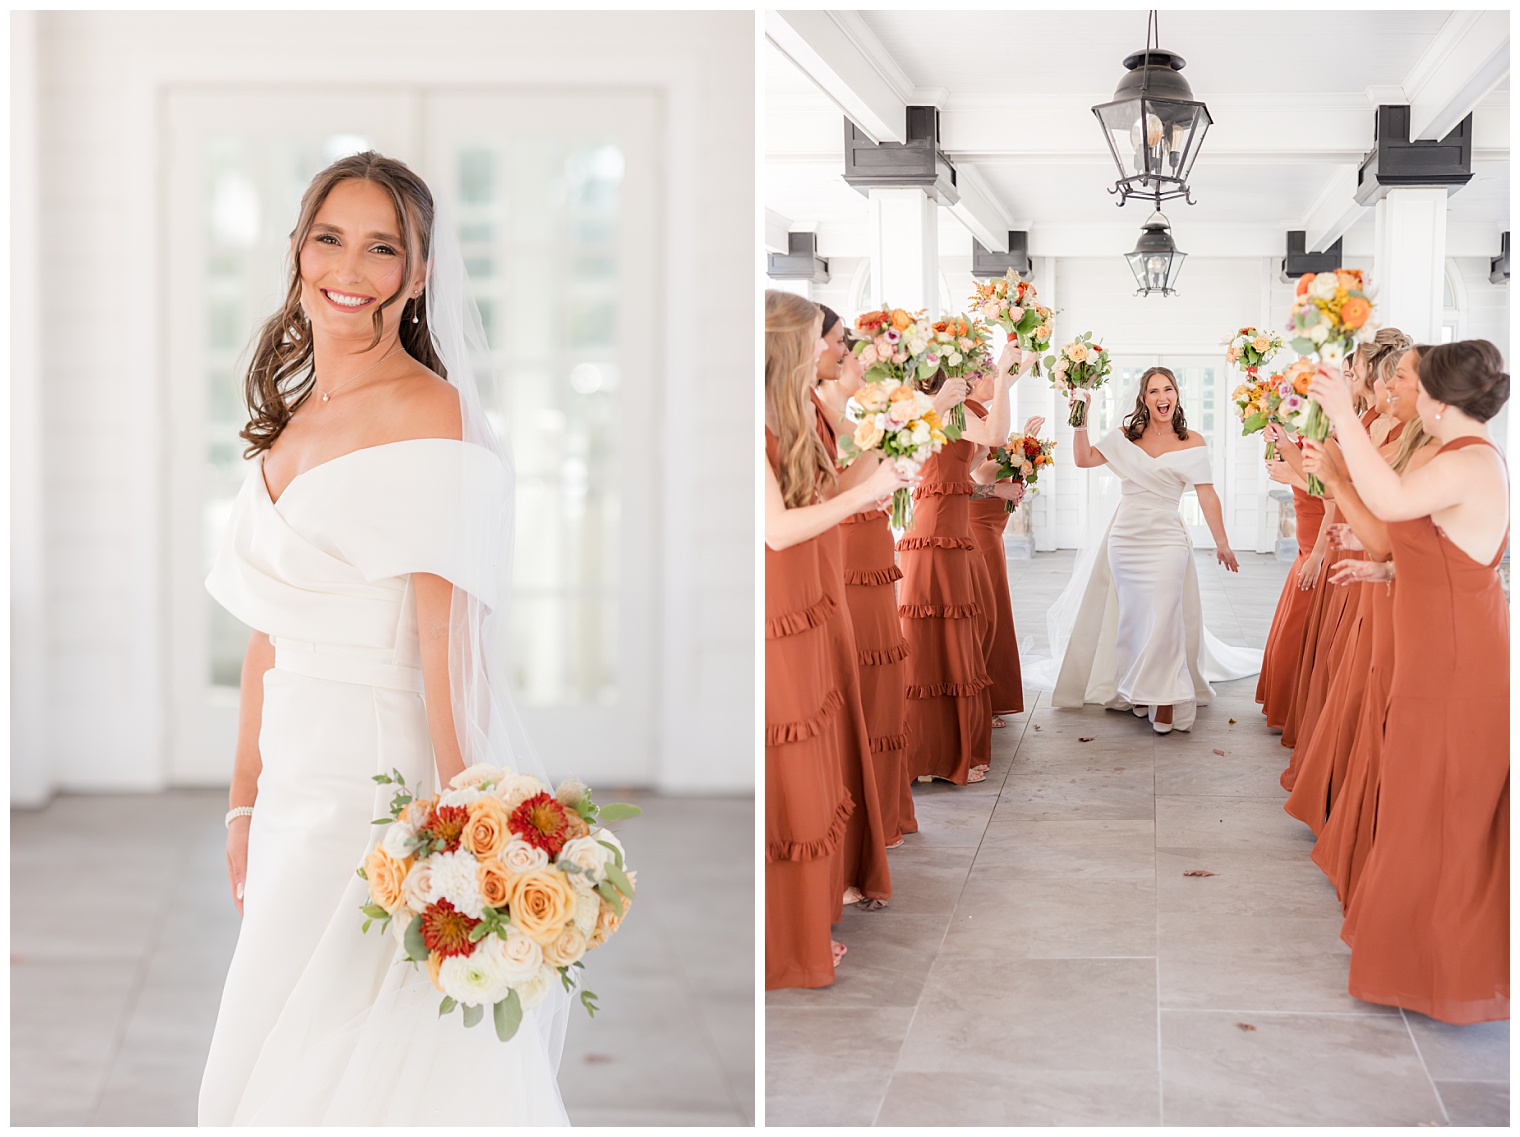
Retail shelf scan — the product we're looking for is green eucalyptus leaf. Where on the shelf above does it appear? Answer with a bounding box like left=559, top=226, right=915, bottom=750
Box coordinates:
left=372, top=774, right=392, bottom=784
left=580, top=988, right=600, bottom=1017
left=605, top=861, right=635, bottom=899
left=462, top=1002, right=484, bottom=1029
left=439, top=996, right=457, bottom=1017
left=596, top=880, right=622, bottom=909
left=596, top=840, right=626, bottom=869
left=361, top=902, right=389, bottom=919
left=355, top=866, right=368, bottom=880
left=493, top=990, right=523, bottom=1042
left=596, top=802, right=642, bottom=822
left=403, top=914, right=429, bottom=962
left=362, top=919, right=372, bottom=934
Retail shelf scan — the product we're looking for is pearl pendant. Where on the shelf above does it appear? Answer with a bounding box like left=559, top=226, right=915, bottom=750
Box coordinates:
left=321, top=392, right=330, bottom=402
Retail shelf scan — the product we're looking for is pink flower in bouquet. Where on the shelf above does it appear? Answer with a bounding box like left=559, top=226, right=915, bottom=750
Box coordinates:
left=859, top=343, right=879, bottom=366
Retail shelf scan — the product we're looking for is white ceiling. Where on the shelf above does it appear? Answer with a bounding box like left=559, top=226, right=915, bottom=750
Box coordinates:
left=766, top=9, right=1510, bottom=259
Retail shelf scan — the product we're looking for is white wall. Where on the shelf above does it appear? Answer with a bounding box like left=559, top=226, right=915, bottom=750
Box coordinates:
left=13, top=11, right=756, bottom=803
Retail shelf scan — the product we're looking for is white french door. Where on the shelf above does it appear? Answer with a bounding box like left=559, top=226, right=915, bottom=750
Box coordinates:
left=165, top=88, right=660, bottom=788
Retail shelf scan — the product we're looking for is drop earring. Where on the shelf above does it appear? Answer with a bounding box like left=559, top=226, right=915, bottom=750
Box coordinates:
left=411, top=296, right=420, bottom=325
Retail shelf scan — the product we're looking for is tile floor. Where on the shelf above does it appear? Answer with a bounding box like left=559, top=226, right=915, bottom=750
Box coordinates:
left=766, top=549, right=1509, bottom=1127
left=12, top=790, right=754, bottom=1126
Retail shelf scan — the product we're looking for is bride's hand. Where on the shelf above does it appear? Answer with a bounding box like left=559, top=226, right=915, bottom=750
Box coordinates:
left=1216, top=546, right=1240, bottom=573
left=226, top=817, right=250, bottom=916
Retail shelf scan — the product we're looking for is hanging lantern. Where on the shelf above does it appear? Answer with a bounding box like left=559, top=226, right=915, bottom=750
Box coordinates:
left=1126, top=211, right=1185, bottom=297
left=1092, top=11, right=1211, bottom=206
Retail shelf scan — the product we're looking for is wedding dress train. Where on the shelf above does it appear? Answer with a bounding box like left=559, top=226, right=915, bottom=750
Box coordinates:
left=1027, top=427, right=1261, bottom=713
left=198, top=438, right=569, bottom=1126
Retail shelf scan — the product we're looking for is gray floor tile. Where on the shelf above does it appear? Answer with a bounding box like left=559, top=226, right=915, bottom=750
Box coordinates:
left=1434, top=1079, right=1510, bottom=1126
left=877, top=1069, right=1161, bottom=1126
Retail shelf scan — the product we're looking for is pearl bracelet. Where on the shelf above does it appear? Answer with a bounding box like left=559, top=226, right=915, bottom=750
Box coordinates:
left=225, top=806, right=255, bottom=828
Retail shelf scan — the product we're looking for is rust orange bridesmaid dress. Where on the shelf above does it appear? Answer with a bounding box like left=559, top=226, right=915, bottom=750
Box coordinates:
left=764, top=428, right=853, bottom=989
left=1257, top=470, right=1327, bottom=730
left=810, top=395, right=893, bottom=903
left=839, top=504, right=916, bottom=843
left=1342, top=438, right=1509, bottom=1024
left=898, top=405, right=993, bottom=785
left=969, top=494, right=1024, bottom=717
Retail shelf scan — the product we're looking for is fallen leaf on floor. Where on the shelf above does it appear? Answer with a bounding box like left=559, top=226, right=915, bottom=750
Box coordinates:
left=583, top=1053, right=615, bottom=1064
left=1033, top=724, right=1042, bottom=731
left=1235, top=1022, right=1256, bottom=1032
left=1183, top=869, right=1217, bottom=877
left=1079, top=737, right=1095, bottom=743
left=1113, top=767, right=1125, bottom=773
left=1228, top=718, right=1237, bottom=724
left=1212, top=748, right=1226, bottom=756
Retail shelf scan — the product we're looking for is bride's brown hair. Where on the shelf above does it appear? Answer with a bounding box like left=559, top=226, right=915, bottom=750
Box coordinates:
left=766, top=290, right=835, bottom=508
left=239, top=151, right=446, bottom=458
left=1122, top=365, right=1189, bottom=441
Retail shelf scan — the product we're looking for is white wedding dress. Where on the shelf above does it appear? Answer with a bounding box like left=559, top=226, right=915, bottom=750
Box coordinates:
left=198, top=438, right=570, bottom=1126
left=1031, top=427, right=1261, bottom=715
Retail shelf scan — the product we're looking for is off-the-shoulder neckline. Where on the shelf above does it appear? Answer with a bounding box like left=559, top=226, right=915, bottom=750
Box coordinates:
left=259, top=437, right=498, bottom=506
left=1115, top=430, right=1209, bottom=461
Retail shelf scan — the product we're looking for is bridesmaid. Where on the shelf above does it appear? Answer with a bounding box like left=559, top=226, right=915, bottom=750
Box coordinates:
left=1282, top=332, right=1411, bottom=833
left=1306, top=347, right=1441, bottom=906
left=969, top=403, right=1043, bottom=725
left=815, top=333, right=916, bottom=848
left=764, top=291, right=905, bottom=989
left=1310, top=339, right=1509, bottom=1024
left=900, top=344, right=1025, bottom=785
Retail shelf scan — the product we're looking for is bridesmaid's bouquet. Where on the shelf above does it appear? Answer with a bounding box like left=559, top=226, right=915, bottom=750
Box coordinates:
left=1223, top=327, right=1284, bottom=375
left=1045, top=332, right=1111, bottom=428
left=929, top=314, right=994, bottom=431
left=1271, top=361, right=1321, bottom=476
left=838, top=375, right=950, bottom=530
left=970, top=272, right=1056, bottom=375
left=1286, top=270, right=1378, bottom=495
left=991, top=431, right=1057, bottom=513
left=358, top=764, right=640, bottom=1042
left=1237, top=370, right=1288, bottom=459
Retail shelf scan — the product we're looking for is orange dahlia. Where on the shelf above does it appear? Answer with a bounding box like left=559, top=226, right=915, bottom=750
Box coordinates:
left=421, top=899, right=480, bottom=958
left=509, top=792, right=575, bottom=858
left=422, top=804, right=470, bottom=852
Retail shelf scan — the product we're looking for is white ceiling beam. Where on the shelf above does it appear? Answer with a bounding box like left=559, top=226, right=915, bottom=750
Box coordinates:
left=765, top=11, right=909, bottom=145
left=1301, top=164, right=1366, bottom=254
left=1404, top=11, right=1510, bottom=141
left=945, top=164, right=1010, bottom=254
left=764, top=209, right=795, bottom=255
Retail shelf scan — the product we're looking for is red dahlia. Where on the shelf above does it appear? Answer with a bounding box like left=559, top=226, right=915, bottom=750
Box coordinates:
left=423, top=804, right=470, bottom=852
left=508, top=792, right=574, bottom=858
left=421, top=899, right=480, bottom=958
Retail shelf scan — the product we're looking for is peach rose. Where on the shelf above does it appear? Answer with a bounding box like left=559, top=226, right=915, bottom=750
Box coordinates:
left=1252, top=335, right=1271, bottom=353
left=1067, top=343, right=1089, bottom=364
left=543, top=925, right=590, bottom=968
left=856, top=384, right=888, bottom=413
left=462, top=796, right=511, bottom=859
left=506, top=870, right=577, bottom=945
left=592, top=892, right=631, bottom=946
left=427, top=950, right=444, bottom=992
left=853, top=418, right=885, bottom=451
left=364, top=848, right=412, bottom=914
left=889, top=308, right=913, bottom=331
left=477, top=857, right=514, bottom=910
left=859, top=343, right=879, bottom=366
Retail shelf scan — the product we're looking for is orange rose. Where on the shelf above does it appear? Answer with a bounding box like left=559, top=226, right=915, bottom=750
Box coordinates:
left=477, top=857, right=515, bottom=910
left=1296, top=273, right=1315, bottom=297
left=888, top=385, right=917, bottom=403
left=1336, top=269, right=1364, bottom=291
left=364, top=848, right=412, bottom=913
left=506, top=870, right=577, bottom=945
left=592, top=892, right=632, bottom=946
left=1341, top=296, right=1371, bottom=330
left=462, top=796, right=511, bottom=859
left=890, top=308, right=913, bottom=331
left=1289, top=363, right=1315, bottom=396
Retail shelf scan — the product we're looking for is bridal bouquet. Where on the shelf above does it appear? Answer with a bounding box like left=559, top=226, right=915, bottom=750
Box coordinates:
left=991, top=431, right=1056, bottom=513
left=1045, top=332, right=1111, bottom=428
left=1224, top=327, right=1284, bottom=375
left=357, top=764, right=640, bottom=1042
left=837, top=371, right=950, bottom=530
left=1287, top=270, right=1377, bottom=495
left=971, top=272, right=1056, bottom=375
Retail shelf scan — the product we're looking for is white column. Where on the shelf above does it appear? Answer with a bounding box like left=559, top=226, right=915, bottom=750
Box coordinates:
left=867, top=187, right=937, bottom=311
left=11, top=12, right=52, bottom=807
left=1372, top=187, right=1448, bottom=343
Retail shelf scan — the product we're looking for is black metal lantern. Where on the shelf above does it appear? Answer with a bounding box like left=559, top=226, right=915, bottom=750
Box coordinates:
left=1126, top=211, right=1185, bottom=296
left=1092, top=11, right=1211, bottom=206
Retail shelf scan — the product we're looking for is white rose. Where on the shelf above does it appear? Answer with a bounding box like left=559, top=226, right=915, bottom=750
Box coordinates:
left=911, top=423, right=931, bottom=446
left=1308, top=321, right=1331, bottom=345
left=1231, top=335, right=1246, bottom=350
left=912, top=392, right=934, bottom=417
left=429, top=849, right=486, bottom=919
left=380, top=817, right=418, bottom=860
left=515, top=964, right=558, bottom=1010
left=401, top=862, right=437, bottom=914
left=438, top=950, right=515, bottom=1007
left=449, top=763, right=503, bottom=791
left=591, top=828, right=625, bottom=862
left=438, top=785, right=485, bottom=808
left=500, top=837, right=550, bottom=875
left=560, top=834, right=615, bottom=886
left=494, top=774, right=547, bottom=810
left=479, top=926, right=543, bottom=985
left=1311, top=272, right=1339, bottom=300
left=573, top=892, right=599, bottom=935
left=947, top=352, right=963, bottom=367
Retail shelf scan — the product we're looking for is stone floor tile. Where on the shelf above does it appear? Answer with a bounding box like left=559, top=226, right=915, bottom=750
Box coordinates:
left=1433, top=1079, right=1509, bottom=1126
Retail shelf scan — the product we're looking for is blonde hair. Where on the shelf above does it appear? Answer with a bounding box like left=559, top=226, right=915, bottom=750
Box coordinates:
left=1388, top=345, right=1434, bottom=474
left=1354, top=327, right=1413, bottom=412
left=765, top=290, right=834, bottom=508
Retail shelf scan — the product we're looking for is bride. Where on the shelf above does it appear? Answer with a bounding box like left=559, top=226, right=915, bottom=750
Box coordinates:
left=198, top=152, right=569, bottom=1124
left=1040, top=367, right=1258, bottom=733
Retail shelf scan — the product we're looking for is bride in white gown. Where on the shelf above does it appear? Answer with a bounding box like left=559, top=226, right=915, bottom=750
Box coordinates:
left=1034, top=367, right=1260, bottom=733
left=199, top=153, right=569, bottom=1124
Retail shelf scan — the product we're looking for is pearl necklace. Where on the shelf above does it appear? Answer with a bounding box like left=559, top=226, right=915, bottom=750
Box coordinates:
left=318, top=345, right=404, bottom=403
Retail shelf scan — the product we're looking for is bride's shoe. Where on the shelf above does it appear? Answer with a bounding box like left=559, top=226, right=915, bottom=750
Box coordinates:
left=1132, top=705, right=1149, bottom=719
left=1173, top=700, right=1197, bottom=732
left=1150, top=704, right=1174, bottom=735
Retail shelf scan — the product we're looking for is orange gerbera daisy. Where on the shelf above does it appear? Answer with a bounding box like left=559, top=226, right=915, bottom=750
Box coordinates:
left=1341, top=296, right=1371, bottom=329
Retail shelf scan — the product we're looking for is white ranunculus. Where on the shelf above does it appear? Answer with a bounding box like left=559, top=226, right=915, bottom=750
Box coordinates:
left=380, top=817, right=418, bottom=860
left=1311, top=272, right=1339, bottom=300
left=515, top=964, right=558, bottom=1010
left=429, top=849, right=486, bottom=919
left=911, top=423, right=931, bottom=446
left=438, top=951, right=515, bottom=1007
left=1308, top=321, right=1331, bottom=345
left=479, top=926, right=543, bottom=985
left=494, top=774, right=547, bottom=810
left=560, top=834, right=616, bottom=885
left=438, top=786, right=485, bottom=809
left=1319, top=340, right=1346, bottom=365
left=500, top=837, right=550, bottom=875
left=573, top=891, right=600, bottom=935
